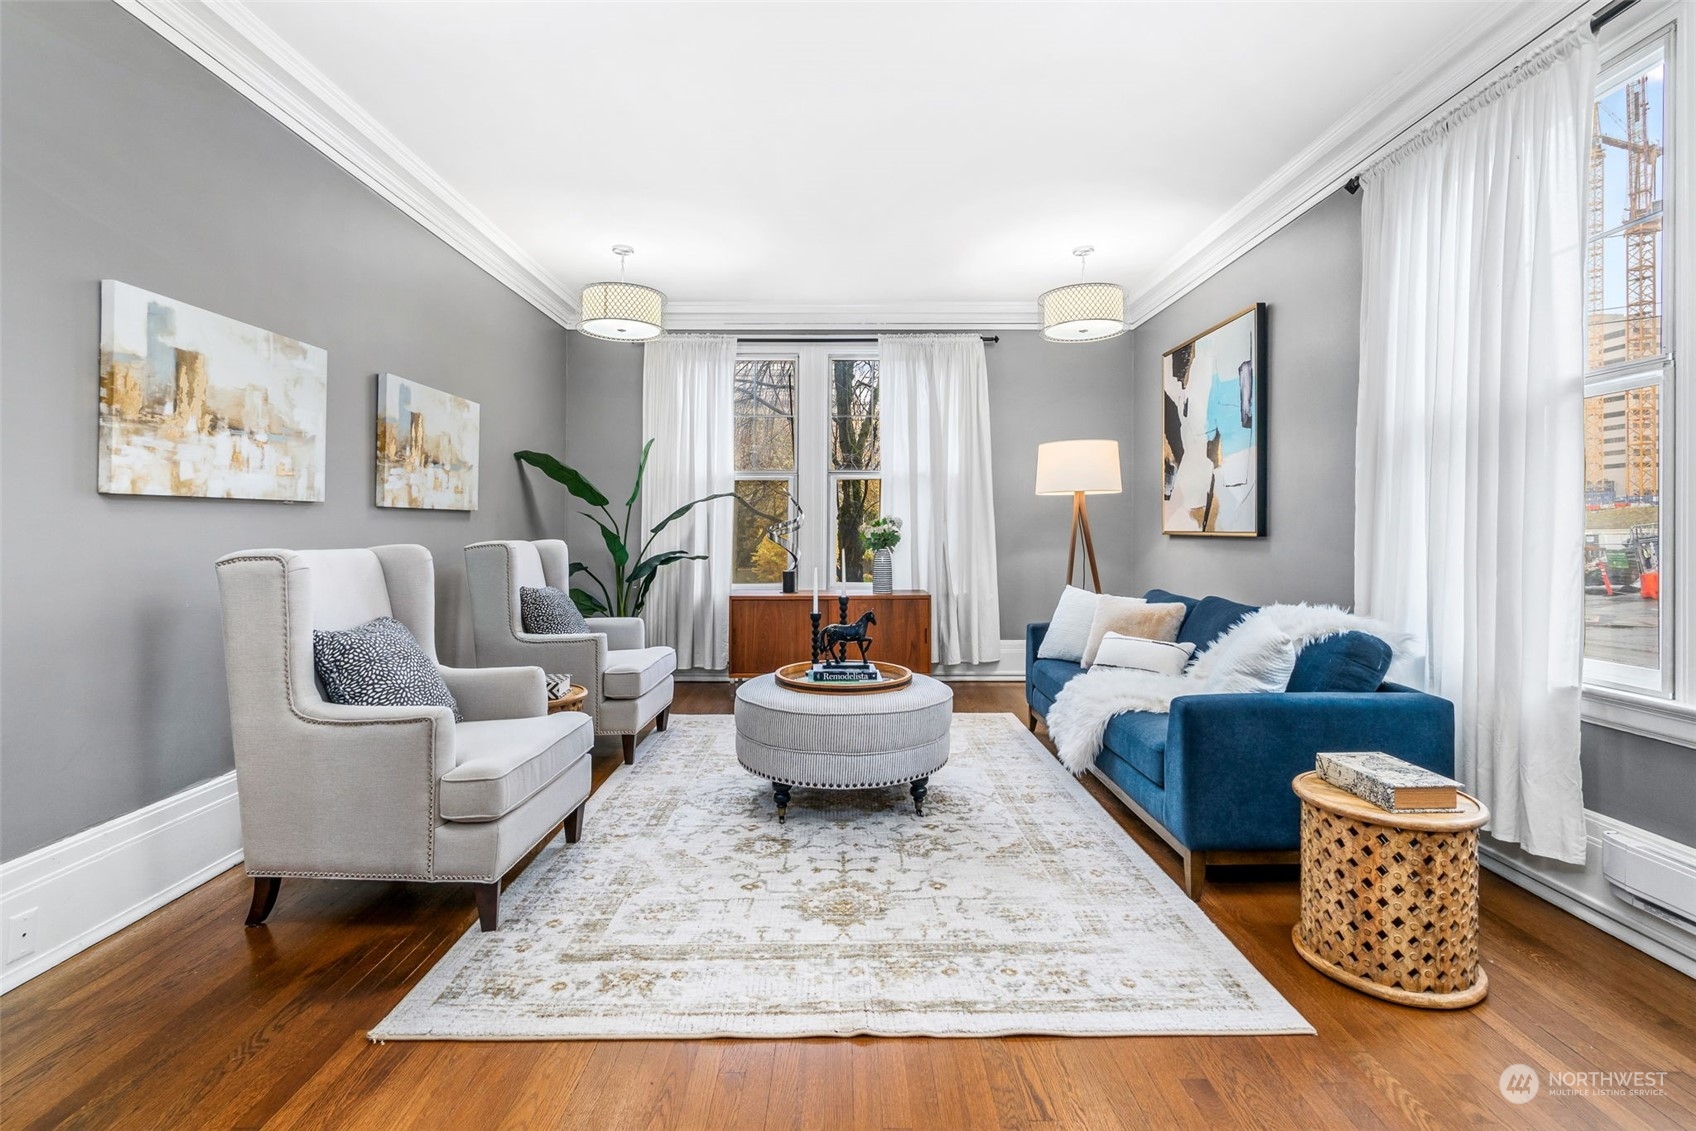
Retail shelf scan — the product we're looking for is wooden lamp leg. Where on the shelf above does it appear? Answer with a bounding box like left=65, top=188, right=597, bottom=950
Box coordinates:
left=1078, top=494, right=1103, bottom=594
left=1065, top=492, right=1082, bottom=588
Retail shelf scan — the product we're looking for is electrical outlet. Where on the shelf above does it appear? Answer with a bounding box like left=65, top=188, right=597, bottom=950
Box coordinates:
left=6, top=908, right=39, bottom=964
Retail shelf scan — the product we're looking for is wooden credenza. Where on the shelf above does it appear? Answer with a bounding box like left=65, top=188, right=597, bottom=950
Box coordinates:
left=728, top=591, right=932, bottom=679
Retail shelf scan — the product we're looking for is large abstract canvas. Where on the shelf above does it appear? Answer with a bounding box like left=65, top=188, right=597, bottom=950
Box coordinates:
left=98, top=281, right=327, bottom=501
left=375, top=373, right=480, bottom=511
left=1161, top=303, right=1266, bottom=536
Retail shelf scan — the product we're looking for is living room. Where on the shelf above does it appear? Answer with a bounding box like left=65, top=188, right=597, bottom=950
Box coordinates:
left=2, top=0, right=1693, bottom=1127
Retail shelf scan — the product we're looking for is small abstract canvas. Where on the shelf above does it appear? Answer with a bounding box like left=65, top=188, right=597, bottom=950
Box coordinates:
left=1161, top=303, right=1266, bottom=536
left=375, top=373, right=479, bottom=511
left=98, top=281, right=327, bottom=501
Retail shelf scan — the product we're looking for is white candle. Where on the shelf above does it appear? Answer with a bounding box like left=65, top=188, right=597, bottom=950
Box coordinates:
left=811, top=568, right=819, bottom=613
left=839, top=549, right=848, bottom=594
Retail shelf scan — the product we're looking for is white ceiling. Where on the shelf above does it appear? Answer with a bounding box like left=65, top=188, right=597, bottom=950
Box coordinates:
left=243, top=0, right=1488, bottom=309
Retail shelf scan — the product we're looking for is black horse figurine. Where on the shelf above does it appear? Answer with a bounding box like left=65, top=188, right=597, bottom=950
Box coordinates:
left=820, top=610, right=876, bottom=664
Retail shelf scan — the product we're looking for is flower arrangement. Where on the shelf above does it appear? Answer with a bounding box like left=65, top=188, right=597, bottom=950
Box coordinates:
left=862, top=515, right=903, bottom=551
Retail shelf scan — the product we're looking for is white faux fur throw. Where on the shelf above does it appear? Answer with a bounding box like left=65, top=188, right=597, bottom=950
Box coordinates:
left=1046, top=604, right=1406, bottom=774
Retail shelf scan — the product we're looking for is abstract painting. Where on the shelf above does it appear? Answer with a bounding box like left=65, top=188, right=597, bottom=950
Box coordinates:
left=1161, top=303, right=1266, bottom=536
left=375, top=373, right=479, bottom=511
left=98, top=281, right=327, bottom=501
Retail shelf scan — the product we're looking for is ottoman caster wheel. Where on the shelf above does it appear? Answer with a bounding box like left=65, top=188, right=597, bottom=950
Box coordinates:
left=773, top=782, right=791, bottom=823
left=910, top=777, right=929, bottom=817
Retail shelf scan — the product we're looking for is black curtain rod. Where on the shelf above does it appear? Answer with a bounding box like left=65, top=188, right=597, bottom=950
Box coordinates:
left=1591, top=0, right=1639, bottom=33
left=736, top=335, right=999, bottom=344
left=1343, top=0, right=1637, bottom=199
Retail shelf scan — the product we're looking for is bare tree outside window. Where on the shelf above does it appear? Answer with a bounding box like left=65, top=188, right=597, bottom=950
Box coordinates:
left=831, top=360, right=880, bottom=581
left=733, top=360, right=797, bottom=583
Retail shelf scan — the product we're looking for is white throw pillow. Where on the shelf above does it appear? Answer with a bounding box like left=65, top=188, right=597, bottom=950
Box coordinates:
left=1201, top=615, right=1297, bottom=694
left=1091, top=633, right=1196, bottom=675
left=1037, top=586, right=1106, bottom=662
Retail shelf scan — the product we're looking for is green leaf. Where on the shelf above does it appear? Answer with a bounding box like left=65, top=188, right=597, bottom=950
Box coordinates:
left=626, top=438, right=655, bottom=509
left=568, top=563, right=612, bottom=608
left=646, top=491, right=739, bottom=541
left=628, top=550, right=706, bottom=585
left=514, top=451, right=610, bottom=508
left=597, top=522, right=630, bottom=570
left=569, top=587, right=608, bottom=616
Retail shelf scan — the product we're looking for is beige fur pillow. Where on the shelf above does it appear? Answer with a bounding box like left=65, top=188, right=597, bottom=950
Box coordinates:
left=1081, top=597, right=1188, bottom=666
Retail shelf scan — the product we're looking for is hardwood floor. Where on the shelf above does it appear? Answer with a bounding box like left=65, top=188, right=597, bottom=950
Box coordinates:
left=3, top=682, right=1692, bottom=1130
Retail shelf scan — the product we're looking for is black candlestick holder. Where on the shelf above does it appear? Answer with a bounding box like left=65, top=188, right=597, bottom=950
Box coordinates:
left=809, top=609, right=823, bottom=665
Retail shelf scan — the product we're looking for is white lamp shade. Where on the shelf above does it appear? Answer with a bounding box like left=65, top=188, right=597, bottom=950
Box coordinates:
left=578, top=281, right=665, bottom=341
left=1035, top=439, right=1122, bottom=495
left=1039, top=282, right=1126, bottom=342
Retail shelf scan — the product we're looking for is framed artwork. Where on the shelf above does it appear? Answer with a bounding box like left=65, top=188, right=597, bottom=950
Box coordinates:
left=375, top=373, right=480, bottom=511
left=1161, top=303, right=1266, bottom=536
left=98, top=280, right=327, bottom=501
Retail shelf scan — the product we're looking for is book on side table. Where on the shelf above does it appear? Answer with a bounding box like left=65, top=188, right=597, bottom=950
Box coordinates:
left=1316, top=751, right=1461, bottom=812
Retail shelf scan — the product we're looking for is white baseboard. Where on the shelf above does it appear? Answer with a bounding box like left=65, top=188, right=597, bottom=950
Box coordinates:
left=677, top=639, right=1029, bottom=684
left=932, top=638, right=1027, bottom=682
left=0, top=771, right=243, bottom=994
left=1480, top=811, right=1696, bottom=981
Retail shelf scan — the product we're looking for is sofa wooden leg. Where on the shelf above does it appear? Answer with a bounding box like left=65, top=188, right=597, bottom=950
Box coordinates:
left=1182, top=851, right=1207, bottom=902
left=1027, top=709, right=1039, bottom=733
left=244, top=876, right=281, bottom=927
left=621, top=733, right=636, bottom=765
left=656, top=707, right=670, bottom=732
left=564, top=802, right=584, bottom=844
left=474, top=881, right=500, bottom=932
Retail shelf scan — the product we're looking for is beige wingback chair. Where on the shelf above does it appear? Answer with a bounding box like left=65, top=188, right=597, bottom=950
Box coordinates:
left=214, top=544, right=594, bottom=932
left=465, top=539, right=676, bottom=763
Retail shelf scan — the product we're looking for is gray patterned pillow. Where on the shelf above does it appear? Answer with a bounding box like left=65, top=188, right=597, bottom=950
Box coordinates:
left=521, top=585, right=590, bottom=635
left=312, top=616, right=460, bottom=721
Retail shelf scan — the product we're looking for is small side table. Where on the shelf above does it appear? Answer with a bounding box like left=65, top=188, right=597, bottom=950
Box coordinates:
left=547, top=684, right=588, bottom=715
left=1291, top=771, right=1490, bottom=1010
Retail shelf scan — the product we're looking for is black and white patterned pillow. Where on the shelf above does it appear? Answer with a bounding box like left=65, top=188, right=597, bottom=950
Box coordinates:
left=313, top=616, right=461, bottom=721
left=521, top=585, right=590, bottom=636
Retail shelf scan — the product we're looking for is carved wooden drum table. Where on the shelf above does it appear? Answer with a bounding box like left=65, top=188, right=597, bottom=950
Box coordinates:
left=1292, top=771, right=1491, bottom=1009
left=733, top=673, right=953, bottom=822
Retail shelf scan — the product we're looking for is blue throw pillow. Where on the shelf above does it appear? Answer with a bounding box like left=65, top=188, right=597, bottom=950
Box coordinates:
left=1286, top=631, right=1393, bottom=693
left=1178, top=595, right=1260, bottom=653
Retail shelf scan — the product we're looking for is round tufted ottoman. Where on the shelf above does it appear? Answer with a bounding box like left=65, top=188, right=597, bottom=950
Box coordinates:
left=734, top=673, right=953, bottom=821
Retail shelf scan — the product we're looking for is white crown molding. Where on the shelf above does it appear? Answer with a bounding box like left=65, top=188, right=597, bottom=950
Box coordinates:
left=1121, top=0, right=1592, bottom=328
left=664, top=301, right=1040, bottom=332
left=113, top=0, right=580, bottom=329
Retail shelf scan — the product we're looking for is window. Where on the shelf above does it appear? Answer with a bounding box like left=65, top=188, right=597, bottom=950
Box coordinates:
left=1582, top=36, right=1674, bottom=696
left=731, top=346, right=882, bottom=588
left=732, top=359, right=797, bottom=585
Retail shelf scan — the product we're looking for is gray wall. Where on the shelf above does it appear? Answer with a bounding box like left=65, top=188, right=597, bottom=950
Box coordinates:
left=560, top=329, right=1137, bottom=640
left=1582, top=726, right=1696, bottom=844
left=0, top=2, right=574, bottom=860
left=1127, top=189, right=1362, bottom=606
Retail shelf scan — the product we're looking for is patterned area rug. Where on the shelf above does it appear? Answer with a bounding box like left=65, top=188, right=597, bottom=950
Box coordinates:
left=371, top=714, right=1311, bottom=1040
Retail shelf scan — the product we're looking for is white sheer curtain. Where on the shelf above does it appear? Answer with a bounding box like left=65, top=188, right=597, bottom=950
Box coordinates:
left=880, top=334, right=1002, bottom=665
left=641, top=334, right=737, bottom=669
left=1355, top=29, right=1595, bottom=863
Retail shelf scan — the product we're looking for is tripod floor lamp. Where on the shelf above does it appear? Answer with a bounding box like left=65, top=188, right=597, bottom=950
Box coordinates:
left=1035, top=439, right=1122, bottom=593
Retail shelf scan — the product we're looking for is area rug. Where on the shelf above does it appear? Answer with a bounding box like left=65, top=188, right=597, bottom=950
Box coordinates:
left=370, top=714, right=1312, bottom=1040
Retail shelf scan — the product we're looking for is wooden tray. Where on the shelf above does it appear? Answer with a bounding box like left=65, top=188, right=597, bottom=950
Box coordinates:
left=775, top=661, right=913, bottom=694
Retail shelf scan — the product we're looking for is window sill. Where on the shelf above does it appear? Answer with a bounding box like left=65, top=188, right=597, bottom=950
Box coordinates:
left=1580, top=686, right=1696, bottom=750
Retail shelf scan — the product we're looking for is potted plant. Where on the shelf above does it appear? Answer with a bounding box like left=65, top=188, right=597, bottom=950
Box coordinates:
left=862, top=515, right=903, bottom=594
left=515, top=441, right=735, bottom=617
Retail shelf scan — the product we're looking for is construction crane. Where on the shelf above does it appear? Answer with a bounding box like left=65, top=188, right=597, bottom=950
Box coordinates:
left=1585, top=73, right=1663, bottom=500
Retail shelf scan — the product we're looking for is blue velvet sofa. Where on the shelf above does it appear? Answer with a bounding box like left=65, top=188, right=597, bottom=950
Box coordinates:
left=1026, top=588, right=1455, bottom=898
